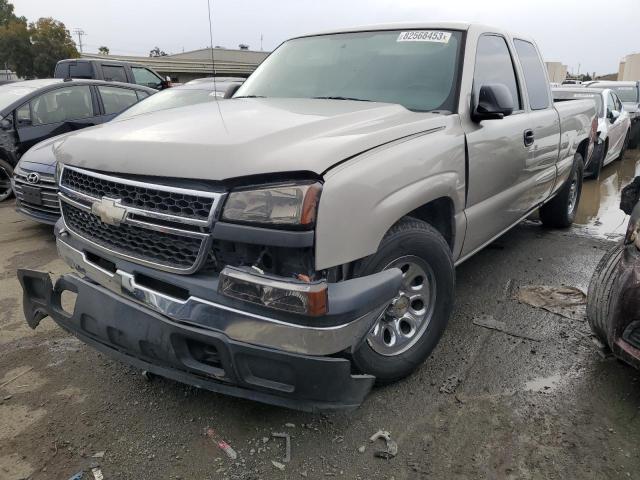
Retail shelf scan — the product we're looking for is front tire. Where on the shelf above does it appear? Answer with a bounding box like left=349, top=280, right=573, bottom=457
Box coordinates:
left=351, top=218, right=455, bottom=384
left=0, top=158, right=14, bottom=202
left=540, top=153, right=584, bottom=228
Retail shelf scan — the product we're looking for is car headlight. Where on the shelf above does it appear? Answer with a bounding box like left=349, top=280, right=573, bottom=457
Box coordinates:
left=222, top=182, right=322, bottom=228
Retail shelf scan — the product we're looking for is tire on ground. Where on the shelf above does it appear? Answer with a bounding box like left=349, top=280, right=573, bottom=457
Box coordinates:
left=0, top=158, right=14, bottom=202
left=539, top=152, right=584, bottom=228
left=351, top=217, right=455, bottom=384
left=587, top=244, right=623, bottom=347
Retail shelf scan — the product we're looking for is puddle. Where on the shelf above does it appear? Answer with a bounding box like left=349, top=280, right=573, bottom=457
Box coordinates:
left=574, top=149, right=640, bottom=239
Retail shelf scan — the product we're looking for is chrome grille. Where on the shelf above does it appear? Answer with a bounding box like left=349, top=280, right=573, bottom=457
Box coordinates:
left=58, top=165, right=224, bottom=274
left=61, top=167, right=215, bottom=221
left=13, top=169, right=61, bottom=216
left=62, top=202, right=204, bottom=269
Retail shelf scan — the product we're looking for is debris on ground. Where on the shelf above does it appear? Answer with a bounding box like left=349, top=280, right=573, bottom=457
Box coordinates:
left=284, top=423, right=295, bottom=428
left=92, top=451, right=105, bottom=458
left=473, top=314, right=542, bottom=342
left=439, top=375, right=461, bottom=394
left=369, top=430, right=398, bottom=459
left=91, top=467, right=104, bottom=480
left=0, top=366, right=34, bottom=389
left=357, top=445, right=366, bottom=453
left=516, top=285, right=587, bottom=320
left=272, top=432, right=291, bottom=463
left=271, top=460, right=286, bottom=471
left=205, top=427, right=238, bottom=460
left=67, top=472, right=84, bottom=480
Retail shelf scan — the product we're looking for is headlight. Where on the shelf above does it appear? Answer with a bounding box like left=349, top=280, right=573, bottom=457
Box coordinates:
left=222, top=182, right=322, bottom=228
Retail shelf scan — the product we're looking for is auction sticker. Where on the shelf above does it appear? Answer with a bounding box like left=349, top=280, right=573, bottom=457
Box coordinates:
left=397, top=31, right=451, bottom=43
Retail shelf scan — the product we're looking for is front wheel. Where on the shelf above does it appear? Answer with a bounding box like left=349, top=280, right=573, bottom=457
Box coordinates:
left=0, top=158, right=14, bottom=202
left=351, top=218, right=455, bottom=384
left=540, top=153, right=584, bottom=228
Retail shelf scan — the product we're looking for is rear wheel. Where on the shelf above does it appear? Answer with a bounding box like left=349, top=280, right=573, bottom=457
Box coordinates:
left=587, top=245, right=623, bottom=347
left=616, top=130, right=630, bottom=161
left=0, top=158, right=14, bottom=202
left=540, top=153, right=584, bottom=228
left=352, top=218, right=455, bottom=384
left=584, top=150, right=603, bottom=180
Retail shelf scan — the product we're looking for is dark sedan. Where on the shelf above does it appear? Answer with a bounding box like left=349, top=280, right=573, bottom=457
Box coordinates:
left=12, top=82, right=226, bottom=224
left=1, top=78, right=155, bottom=205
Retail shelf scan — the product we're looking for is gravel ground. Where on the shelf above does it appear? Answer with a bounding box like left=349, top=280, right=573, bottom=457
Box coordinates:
left=2, top=156, right=640, bottom=479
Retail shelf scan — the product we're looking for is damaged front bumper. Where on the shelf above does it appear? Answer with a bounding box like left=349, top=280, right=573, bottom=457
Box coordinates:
left=18, top=233, right=402, bottom=411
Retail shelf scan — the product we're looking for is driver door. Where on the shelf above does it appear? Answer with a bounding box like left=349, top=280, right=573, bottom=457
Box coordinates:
left=15, top=85, right=99, bottom=156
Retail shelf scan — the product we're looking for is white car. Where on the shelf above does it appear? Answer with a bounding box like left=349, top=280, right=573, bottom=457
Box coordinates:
left=553, top=87, right=631, bottom=179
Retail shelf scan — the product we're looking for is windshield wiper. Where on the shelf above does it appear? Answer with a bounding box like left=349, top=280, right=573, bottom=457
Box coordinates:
left=312, top=96, right=373, bottom=102
left=233, top=95, right=266, bottom=99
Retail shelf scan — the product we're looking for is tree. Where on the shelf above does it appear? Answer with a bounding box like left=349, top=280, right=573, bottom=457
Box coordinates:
left=29, top=17, right=79, bottom=78
left=0, top=0, right=25, bottom=27
left=149, top=46, right=167, bottom=57
left=98, top=45, right=109, bottom=55
left=0, top=19, right=31, bottom=77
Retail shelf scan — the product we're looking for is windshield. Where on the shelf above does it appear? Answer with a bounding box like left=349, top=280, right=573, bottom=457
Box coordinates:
left=612, top=86, right=639, bottom=103
left=553, top=90, right=604, bottom=117
left=0, top=85, right=36, bottom=111
left=236, top=29, right=463, bottom=112
left=116, top=89, right=219, bottom=120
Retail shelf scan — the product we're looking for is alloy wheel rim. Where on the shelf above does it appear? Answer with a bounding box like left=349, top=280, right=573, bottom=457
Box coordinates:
left=367, top=255, right=436, bottom=356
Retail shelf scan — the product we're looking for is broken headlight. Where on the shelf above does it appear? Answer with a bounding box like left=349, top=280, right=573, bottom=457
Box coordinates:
left=221, top=182, right=322, bottom=228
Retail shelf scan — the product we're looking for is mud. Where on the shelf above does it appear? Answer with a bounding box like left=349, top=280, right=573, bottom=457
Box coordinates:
left=1, top=153, right=640, bottom=479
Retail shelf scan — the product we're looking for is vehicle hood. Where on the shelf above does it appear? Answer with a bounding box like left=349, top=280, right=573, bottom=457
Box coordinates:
left=17, top=131, right=77, bottom=171
left=54, top=98, right=448, bottom=180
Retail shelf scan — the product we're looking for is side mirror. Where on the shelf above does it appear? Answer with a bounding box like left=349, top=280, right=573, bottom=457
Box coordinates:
left=0, top=118, right=12, bottom=130
left=224, top=83, right=242, bottom=99
left=472, top=84, right=515, bottom=121
left=611, top=110, right=621, bottom=122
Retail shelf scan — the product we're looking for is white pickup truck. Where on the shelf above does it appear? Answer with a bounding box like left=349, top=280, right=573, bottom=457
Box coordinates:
left=19, top=22, right=596, bottom=411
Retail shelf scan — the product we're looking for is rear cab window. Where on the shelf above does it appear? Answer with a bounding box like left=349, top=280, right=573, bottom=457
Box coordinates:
left=69, top=62, right=93, bottom=79
left=513, top=39, right=550, bottom=110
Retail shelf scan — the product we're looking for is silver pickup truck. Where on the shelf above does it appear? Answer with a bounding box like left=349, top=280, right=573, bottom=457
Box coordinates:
left=18, top=22, right=596, bottom=411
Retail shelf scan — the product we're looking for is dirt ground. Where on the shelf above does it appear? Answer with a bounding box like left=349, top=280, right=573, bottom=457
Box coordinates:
left=2, top=152, right=640, bottom=480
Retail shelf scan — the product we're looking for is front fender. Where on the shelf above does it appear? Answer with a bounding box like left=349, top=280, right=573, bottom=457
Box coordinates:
left=315, top=121, right=466, bottom=270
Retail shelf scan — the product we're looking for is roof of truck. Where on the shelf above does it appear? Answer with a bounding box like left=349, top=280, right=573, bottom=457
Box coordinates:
left=299, top=22, right=529, bottom=40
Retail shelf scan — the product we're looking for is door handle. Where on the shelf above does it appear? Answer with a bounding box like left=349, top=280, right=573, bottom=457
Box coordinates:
left=524, top=129, right=535, bottom=147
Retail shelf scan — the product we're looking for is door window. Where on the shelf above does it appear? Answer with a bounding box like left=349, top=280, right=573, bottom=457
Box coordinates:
left=98, top=86, right=139, bottom=115
left=102, top=65, right=128, bottom=83
left=513, top=39, right=550, bottom=110
left=30, top=86, right=94, bottom=126
left=132, top=67, right=162, bottom=88
left=473, top=35, right=522, bottom=111
left=608, top=92, right=617, bottom=115
left=613, top=93, right=623, bottom=112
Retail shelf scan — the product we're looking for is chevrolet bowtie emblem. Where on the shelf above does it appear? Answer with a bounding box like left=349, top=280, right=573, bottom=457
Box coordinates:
left=91, top=198, right=127, bottom=226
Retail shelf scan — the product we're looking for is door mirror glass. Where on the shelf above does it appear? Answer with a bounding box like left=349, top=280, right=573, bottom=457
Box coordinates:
left=610, top=110, right=620, bottom=122
left=473, top=84, right=515, bottom=121
left=0, top=117, right=12, bottom=129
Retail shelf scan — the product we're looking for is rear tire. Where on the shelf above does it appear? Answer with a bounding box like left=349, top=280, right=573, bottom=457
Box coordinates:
left=587, top=245, right=623, bottom=347
left=540, top=153, right=584, bottom=228
left=351, top=218, right=455, bottom=384
left=0, top=158, right=14, bottom=202
left=616, top=130, right=630, bottom=161
left=584, top=150, right=603, bottom=180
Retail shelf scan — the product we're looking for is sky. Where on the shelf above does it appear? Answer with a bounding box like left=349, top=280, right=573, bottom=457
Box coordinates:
left=13, top=0, right=639, bottom=75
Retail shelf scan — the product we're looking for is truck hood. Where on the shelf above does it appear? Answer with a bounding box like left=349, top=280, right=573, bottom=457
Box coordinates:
left=55, top=98, right=447, bottom=180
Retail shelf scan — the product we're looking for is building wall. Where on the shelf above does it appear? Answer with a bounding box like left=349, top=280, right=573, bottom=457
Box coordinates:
left=619, top=53, right=640, bottom=81
left=545, top=62, right=568, bottom=83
